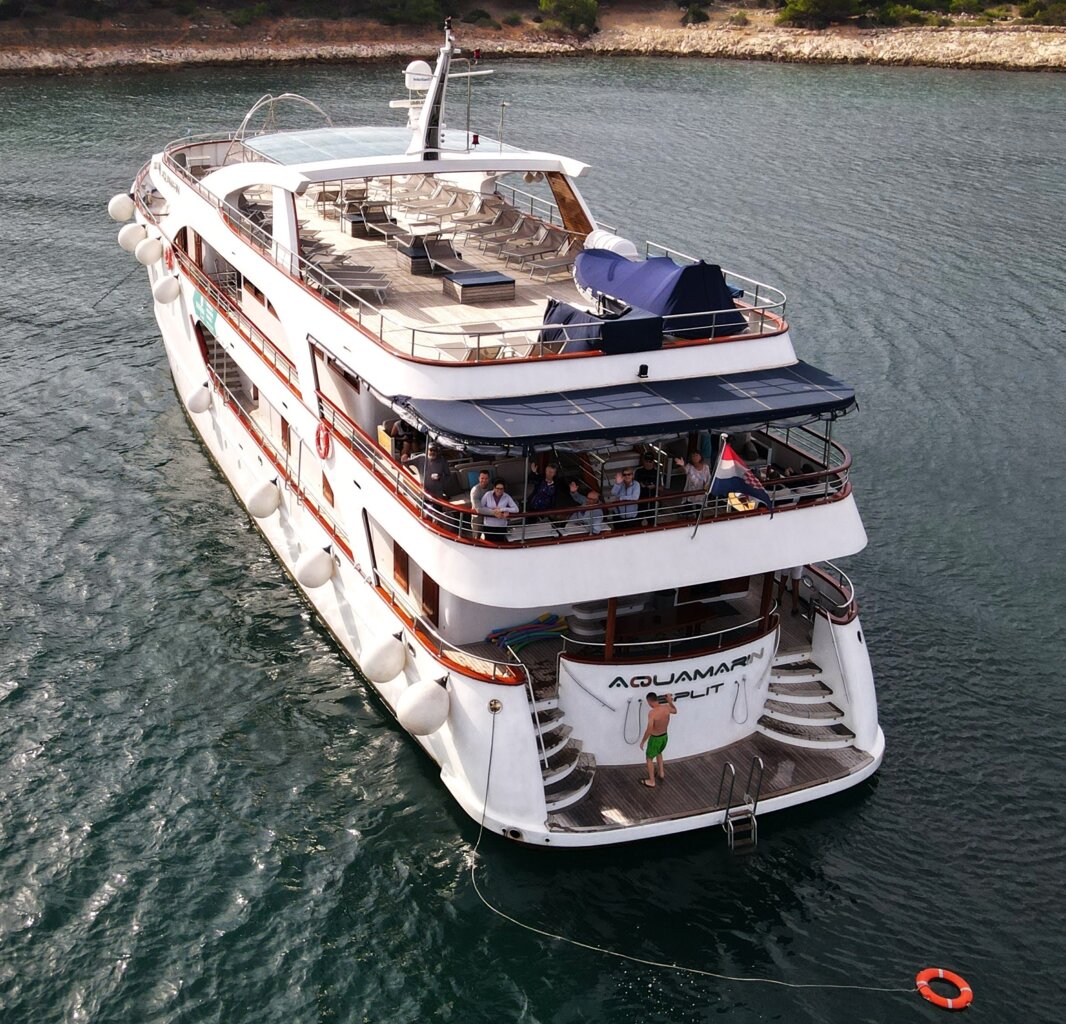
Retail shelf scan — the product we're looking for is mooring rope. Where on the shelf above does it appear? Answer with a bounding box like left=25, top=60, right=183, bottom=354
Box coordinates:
left=468, top=710, right=915, bottom=996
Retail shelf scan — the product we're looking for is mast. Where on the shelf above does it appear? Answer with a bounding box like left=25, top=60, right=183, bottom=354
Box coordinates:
left=407, top=18, right=455, bottom=160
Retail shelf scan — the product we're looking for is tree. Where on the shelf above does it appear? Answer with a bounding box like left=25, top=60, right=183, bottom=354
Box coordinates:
left=775, top=0, right=858, bottom=25
left=539, top=0, right=598, bottom=34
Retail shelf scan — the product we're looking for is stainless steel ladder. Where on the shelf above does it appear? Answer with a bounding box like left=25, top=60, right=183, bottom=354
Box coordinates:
left=717, top=756, right=765, bottom=853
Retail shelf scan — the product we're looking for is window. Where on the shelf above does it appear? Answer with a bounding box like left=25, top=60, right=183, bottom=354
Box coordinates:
left=244, top=277, right=265, bottom=303
left=322, top=474, right=334, bottom=507
left=394, top=543, right=409, bottom=592
left=421, top=574, right=439, bottom=626
left=281, top=417, right=291, bottom=455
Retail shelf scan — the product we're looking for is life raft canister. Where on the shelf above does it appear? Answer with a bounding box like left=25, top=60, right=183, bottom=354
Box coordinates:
left=315, top=419, right=332, bottom=460
left=916, top=968, right=973, bottom=1011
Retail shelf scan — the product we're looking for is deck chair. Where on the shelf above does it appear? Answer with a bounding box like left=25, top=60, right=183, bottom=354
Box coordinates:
left=527, top=237, right=583, bottom=280
left=361, top=202, right=407, bottom=244
left=424, top=237, right=475, bottom=275
left=499, top=225, right=558, bottom=265
left=456, top=205, right=520, bottom=242
left=506, top=230, right=570, bottom=269
left=480, top=217, right=538, bottom=255
left=399, top=182, right=448, bottom=210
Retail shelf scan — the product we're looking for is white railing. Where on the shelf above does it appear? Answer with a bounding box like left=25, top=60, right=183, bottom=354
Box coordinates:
left=157, top=138, right=791, bottom=365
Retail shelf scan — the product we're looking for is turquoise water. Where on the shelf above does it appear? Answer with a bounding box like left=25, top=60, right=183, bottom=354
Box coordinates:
left=1, top=57, right=1065, bottom=1023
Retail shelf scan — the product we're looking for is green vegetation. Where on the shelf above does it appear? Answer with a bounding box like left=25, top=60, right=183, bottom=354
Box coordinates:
left=538, top=0, right=598, bottom=33
left=0, top=0, right=1060, bottom=28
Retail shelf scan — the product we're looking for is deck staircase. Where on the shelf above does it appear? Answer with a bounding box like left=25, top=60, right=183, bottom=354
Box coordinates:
left=756, top=653, right=856, bottom=749
left=525, top=671, right=596, bottom=813
left=204, top=335, right=246, bottom=397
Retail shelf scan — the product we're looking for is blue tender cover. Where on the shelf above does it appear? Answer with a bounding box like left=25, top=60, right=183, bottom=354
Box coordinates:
left=574, top=251, right=747, bottom=339
left=539, top=298, right=663, bottom=354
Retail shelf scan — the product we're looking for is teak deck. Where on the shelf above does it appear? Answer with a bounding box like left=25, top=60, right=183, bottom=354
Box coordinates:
left=548, top=733, right=873, bottom=833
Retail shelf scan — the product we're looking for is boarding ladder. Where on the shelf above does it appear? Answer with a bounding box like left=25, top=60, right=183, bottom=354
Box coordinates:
left=716, top=756, right=764, bottom=853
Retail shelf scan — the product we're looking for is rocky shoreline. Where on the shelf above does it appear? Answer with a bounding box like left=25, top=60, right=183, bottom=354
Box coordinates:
left=1, top=21, right=1064, bottom=75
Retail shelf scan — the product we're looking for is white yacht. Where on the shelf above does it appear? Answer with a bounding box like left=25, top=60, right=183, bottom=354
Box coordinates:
left=111, top=25, right=883, bottom=849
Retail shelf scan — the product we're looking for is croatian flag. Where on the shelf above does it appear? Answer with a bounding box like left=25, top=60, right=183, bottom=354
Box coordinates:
left=710, top=442, right=773, bottom=508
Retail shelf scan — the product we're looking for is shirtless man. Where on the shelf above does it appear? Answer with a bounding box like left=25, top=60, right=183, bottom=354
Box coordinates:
left=639, top=692, right=677, bottom=788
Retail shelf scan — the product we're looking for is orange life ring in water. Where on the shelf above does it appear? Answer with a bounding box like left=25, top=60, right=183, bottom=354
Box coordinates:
left=916, top=968, right=973, bottom=1011
left=163, top=244, right=176, bottom=271
left=315, top=420, right=332, bottom=460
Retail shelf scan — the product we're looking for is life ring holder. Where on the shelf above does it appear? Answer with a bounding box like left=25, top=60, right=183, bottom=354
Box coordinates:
left=315, top=419, right=332, bottom=460
left=916, top=968, right=973, bottom=1011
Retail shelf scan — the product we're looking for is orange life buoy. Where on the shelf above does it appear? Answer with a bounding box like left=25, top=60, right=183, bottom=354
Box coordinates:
left=163, top=243, right=176, bottom=271
left=315, top=420, right=332, bottom=460
left=916, top=968, right=973, bottom=1011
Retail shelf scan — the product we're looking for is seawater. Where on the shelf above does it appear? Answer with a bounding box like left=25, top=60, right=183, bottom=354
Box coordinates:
left=1, top=57, right=1064, bottom=1024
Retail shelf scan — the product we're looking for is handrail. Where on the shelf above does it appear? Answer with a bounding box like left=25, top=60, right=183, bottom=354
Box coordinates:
left=512, top=642, right=549, bottom=768
left=744, top=755, right=765, bottom=814
left=562, top=612, right=773, bottom=662
left=317, top=390, right=850, bottom=550
left=155, top=139, right=791, bottom=364
left=807, top=560, right=858, bottom=623
left=558, top=656, right=615, bottom=711
left=373, top=568, right=528, bottom=686
left=209, top=370, right=352, bottom=555
left=178, top=251, right=301, bottom=392
left=717, top=761, right=737, bottom=810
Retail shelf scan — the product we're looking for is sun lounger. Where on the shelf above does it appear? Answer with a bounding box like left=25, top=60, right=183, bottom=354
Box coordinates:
left=527, top=240, right=582, bottom=280
left=361, top=202, right=407, bottom=243
left=424, top=237, right=475, bottom=275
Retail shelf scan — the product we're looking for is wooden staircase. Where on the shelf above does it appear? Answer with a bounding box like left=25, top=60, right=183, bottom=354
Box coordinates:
left=757, top=656, right=855, bottom=749
left=528, top=675, right=595, bottom=813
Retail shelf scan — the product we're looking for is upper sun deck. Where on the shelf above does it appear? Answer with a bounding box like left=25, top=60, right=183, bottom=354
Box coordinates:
left=150, top=135, right=793, bottom=378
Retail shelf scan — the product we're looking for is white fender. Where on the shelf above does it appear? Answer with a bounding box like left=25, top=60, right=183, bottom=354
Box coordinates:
left=396, top=680, right=450, bottom=735
left=185, top=382, right=212, bottom=414
left=152, top=276, right=180, bottom=304
left=118, top=223, right=147, bottom=252
left=361, top=635, right=407, bottom=683
left=294, top=547, right=334, bottom=589
left=108, top=193, right=135, bottom=222
left=246, top=479, right=282, bottom=519
left=135, top=237, right=163, bottom=266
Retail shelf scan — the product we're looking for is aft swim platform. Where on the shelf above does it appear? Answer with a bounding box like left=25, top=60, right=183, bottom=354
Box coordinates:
left=547, top=732, right=875, bottom=834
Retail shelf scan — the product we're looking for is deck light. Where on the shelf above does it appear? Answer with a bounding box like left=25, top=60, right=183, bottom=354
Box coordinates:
left=638, top=364, right=649, bottom=379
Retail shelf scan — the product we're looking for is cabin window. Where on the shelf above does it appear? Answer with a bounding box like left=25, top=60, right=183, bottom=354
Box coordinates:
left=281, top=417, right=291, bottom=455
left=394, top=543, right=410, bottom=592
left=322, top=474, right=334, bottom=507
left=244, top=277, right=265, bottom=304
left=421, top=573, right=440, bottom=627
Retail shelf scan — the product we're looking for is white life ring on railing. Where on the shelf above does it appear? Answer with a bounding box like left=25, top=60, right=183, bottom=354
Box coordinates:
left=315, top=420, right=332, bottom=460
left=163, top=244, right=176, bottom=271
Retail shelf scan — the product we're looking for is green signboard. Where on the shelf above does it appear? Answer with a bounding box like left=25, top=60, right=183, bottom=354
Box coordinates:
left=192, top=290, right=218, bottom=334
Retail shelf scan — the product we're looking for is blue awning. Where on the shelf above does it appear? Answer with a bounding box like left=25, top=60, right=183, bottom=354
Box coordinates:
left=395, top=361, right=855, bottom=450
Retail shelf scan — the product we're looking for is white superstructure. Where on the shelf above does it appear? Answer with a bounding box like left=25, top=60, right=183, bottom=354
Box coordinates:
left=113, top=24, right=883, bottom=848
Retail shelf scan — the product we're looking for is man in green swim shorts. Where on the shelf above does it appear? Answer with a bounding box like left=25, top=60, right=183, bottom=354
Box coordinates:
left=639, top=692, right=677, bottom=788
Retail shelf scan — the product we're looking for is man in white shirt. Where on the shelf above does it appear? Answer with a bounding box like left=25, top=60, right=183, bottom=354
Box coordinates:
left=480, top=481, right=519, bottom=542
left=568, top=482, right=605, bottom=535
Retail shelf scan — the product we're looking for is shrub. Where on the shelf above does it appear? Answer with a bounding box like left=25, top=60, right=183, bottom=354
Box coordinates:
left=376, top=0, right=443, bottom=24
left=539, top=0, right=598, bottom=33
left=1019, top=0, right=1044, bottom=13
left=503, top=11, right=523, bottom=24
left=776, top=0, right=858, bottom=25
left=531, top=12, right=543, bottom=20
left=463, top=7, right=492, bottom=21
left=728, top=9, right=750, bottom=21
left=1033, top=0, right=1066, bottom=20
left=681, top=3, right=711, bottom=22
left=876, top=2, right=926, bottom=22
left=230, top=2, right=269, bottom=26
left=926, top=12, right=953, bottom=22
left=948, top=0, right=982, bottom=12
